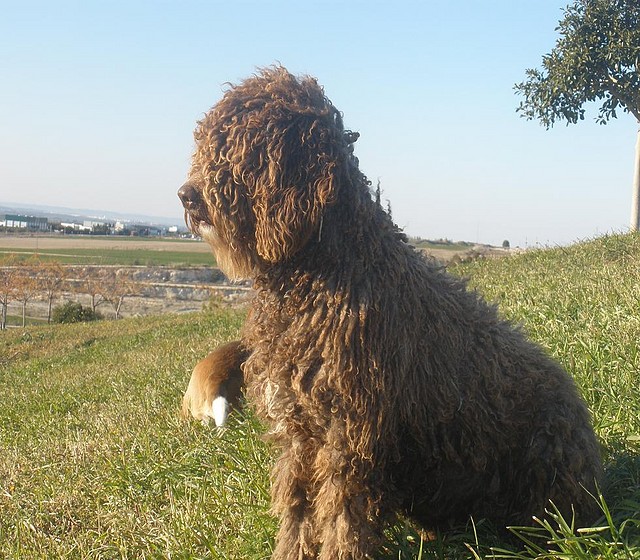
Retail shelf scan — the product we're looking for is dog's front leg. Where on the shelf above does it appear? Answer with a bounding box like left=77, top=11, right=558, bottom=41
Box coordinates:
left=311, top=448, right=385, bottom=560
left=270, top=445, right=318, bottom=560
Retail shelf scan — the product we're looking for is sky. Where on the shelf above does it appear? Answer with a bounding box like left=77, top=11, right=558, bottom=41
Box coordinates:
left=1, top=0, right=638, bottom=248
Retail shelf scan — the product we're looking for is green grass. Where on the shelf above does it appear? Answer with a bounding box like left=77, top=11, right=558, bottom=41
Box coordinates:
left=1, top=247, right=216, bottom=267
left=412, top=238, right=476, bottom=252
left=1, top=233, right=640, bottom=558
left=4, top=314, right=49, bottom=327
left=0, top=309, right=273, bottom=559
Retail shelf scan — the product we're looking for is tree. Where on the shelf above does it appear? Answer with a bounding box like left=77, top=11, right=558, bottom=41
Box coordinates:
left=36, top=260, right=68, bottom=323
left=0, top=255, right=19, bottom=330
left=77, top=267, right=109, bottom=313
left=101, top=269, right=137, bottom=319
left=514, top=0, right=640, bottom=229
left=12, top=261, right=40, bottom=327
left=52, top=301, right=101, bottom=324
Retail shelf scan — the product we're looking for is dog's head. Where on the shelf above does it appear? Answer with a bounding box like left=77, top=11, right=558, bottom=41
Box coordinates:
left=178, top=66, right=359, bottom=279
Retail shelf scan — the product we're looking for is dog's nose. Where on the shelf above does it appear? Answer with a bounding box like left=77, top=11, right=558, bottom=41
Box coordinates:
left=178, top=182, right=202, bottom=208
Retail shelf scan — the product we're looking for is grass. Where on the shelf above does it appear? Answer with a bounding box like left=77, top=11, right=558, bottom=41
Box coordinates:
left=0, top=234, right=216, bottom=266
left=1, top=233, right=640, bottom=558
left=0, top=247, right=215, bottom=267
left=0, top=309, right=273, bottom=559
left=412, top=239, right=475, bottom=252
left=3, top=314, right=49, bottom=327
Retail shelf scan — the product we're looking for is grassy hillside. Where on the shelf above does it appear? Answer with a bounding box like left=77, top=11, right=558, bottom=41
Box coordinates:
left=0, top=310, right=276, bottom=559
left=1, top=234, right=640, bottom=558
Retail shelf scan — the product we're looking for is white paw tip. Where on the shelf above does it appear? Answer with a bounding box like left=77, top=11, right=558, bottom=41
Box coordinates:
left=211, top=395, right=229, bottom=427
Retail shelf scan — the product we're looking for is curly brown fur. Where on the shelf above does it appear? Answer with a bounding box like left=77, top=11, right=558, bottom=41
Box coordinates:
left=179, top=66, right=603, bottom=559
left=181, top=341, right=248, bottom=427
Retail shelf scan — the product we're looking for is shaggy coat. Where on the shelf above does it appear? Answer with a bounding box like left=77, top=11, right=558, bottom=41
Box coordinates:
left=179, top=66, right=602, bottom=560
left=181, top=341, right=247, bottom=427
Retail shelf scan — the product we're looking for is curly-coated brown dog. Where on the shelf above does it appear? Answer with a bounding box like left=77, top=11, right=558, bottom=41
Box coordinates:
left=178, top=66, right=602, bottom=559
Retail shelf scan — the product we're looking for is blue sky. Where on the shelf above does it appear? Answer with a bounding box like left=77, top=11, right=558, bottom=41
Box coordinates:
left=1, top=0, right=637, bottom=247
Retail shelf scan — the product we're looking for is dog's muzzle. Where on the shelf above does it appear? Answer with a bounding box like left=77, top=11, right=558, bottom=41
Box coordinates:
left=178, top=182, right=207, bottom=230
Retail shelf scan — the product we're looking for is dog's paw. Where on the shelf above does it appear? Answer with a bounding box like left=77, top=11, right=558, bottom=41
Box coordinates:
left=211, top=395, right=229, bottom=427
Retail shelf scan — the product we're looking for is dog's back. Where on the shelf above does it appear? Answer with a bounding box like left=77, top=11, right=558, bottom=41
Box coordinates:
left=384, top=254, right=603, bottom=527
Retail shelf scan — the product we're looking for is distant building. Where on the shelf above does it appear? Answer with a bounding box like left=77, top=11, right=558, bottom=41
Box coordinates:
left=1, top=214, right=49, bottom=231
left=60, top=221, right=92, bottom=232
left=83, top=220, right=114, bottom=234
left=128, top=224, right=165, bottom=236
left=83, top=220, right=104, bottom=229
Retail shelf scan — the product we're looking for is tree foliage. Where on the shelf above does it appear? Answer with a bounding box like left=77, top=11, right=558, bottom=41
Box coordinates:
left=52, top=301, right=102, bottom=324
left=515, top=0, right=640, bottom=127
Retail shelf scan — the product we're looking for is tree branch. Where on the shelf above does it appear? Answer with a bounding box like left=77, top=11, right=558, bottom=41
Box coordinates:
left=604, top=75, right=640, bottom=122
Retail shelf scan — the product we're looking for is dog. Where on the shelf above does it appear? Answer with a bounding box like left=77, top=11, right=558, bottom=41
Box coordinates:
left=179, top=66, right=602, bottom=559
left=181, top=341, right=248, bottom=427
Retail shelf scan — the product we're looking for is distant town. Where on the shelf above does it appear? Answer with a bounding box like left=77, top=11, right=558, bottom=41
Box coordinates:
left=0, top=204, right=189, bottom=237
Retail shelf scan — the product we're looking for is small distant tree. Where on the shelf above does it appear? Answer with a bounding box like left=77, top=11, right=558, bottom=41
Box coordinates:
left=515, top=0, right=640, bottom=229
left=77, top=267, right=109, bottom=313
left=36, top=260, right=68, bottom=323
left=12, top=259, right=40, bottom=327
left=502, top=239, right=511, bottom=249
left=101, top=269, right=137, bottom=319
left=0, top=255, right=20, bottom=330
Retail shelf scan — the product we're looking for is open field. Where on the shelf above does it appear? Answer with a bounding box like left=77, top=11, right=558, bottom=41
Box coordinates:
left=0, top=234, right=497, bottom=266
left=1, top=233, right=639, bottom=558
left=0, top=234, right=215, bottom=266
left=0, top=234, right=211, bottom=252
left=0, top=235, right=248, bottom=322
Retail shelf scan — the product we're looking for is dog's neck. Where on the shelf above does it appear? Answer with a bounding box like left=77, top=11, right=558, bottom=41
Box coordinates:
left=254, top=195, right=408, bottom=298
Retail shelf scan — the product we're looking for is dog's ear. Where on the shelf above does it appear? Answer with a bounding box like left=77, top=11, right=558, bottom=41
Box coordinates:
left=252, top=117, right=341, bottom=263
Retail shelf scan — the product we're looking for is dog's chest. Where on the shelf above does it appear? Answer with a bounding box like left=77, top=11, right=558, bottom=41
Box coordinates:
left=243, top=280, right=370, bottom=431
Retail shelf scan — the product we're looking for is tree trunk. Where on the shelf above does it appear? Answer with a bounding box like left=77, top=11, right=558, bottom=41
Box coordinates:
left=631, top=126, right=640, bottom=231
